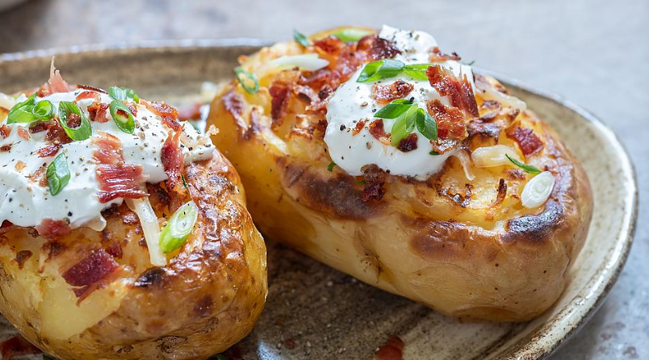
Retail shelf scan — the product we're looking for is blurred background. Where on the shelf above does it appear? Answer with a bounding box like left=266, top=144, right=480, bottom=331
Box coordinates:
left=0, top=0, right=647, bottom=359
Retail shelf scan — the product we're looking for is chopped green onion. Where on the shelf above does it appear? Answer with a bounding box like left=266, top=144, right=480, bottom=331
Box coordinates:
left=373, top=98, right=413, bottom=119
left=356, top=179, right=366, bottom=185
left=109, top=100, right=136, bottom=134
left=402, top=64, right=433, bottom=81
left=357, top=59, right=404, bottom=83
left=466, top=60, right=476, bottom=66
left=327, top=161, right=336, bottom=171
left=430, top=150, right=440, bottom=156
left=46, top=152, right=70, bottom=196
left=32, top=100, right=54, bottom=121
left=58, top=101, right=93, bottom=141
left=331, top=28, right=373, bottom=42
left=159, top=201, right=199, bottom=253
left=390, top=106, right=418, bottom=146
left=506, top=154, right=541, bottom=174
left=414, top=108, right=437, bottom=140
left=109, top=86, right=140, bottom=103
left=234, top=67, right=259, bottom=94
left=7, top=93, right=37, bottom=124
left=293, top=29, right=310, bottom=47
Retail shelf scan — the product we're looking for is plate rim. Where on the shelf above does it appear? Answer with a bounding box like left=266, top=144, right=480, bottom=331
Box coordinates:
left=0, top=39, right=639, bottom=360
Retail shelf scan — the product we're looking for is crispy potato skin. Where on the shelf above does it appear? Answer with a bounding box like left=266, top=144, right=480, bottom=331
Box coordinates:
left=208, top=29, right=592, bottom=322
left=0, top=150, right=267, bottom=359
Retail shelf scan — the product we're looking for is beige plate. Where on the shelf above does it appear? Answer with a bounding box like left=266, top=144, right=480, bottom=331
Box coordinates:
left=0, top=41, right=638, bottom=360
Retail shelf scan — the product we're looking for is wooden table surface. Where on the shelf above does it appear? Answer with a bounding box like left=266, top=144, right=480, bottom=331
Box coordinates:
left=1, top=0, right=647, bottom=359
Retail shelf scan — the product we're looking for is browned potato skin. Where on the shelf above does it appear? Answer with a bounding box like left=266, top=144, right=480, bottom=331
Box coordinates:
left=0, top=150, right=267, bottom=359
left=207, top=29, right=593, bottom=322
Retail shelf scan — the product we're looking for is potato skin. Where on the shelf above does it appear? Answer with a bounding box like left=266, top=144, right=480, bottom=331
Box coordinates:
left=0, top=150, right=267, bottom=359
left=208, top=29, right=592, bottom=322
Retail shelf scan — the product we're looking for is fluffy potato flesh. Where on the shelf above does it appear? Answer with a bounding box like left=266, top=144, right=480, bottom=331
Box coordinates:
left=0, top=150, right=267, bottom=359
left=208, top=27, right=592, bottom=321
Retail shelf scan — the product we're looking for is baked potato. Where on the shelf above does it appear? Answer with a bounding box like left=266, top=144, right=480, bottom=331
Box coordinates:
left=0, top=68, right=267, bottom=359
left=208, top=25, right=592, bottom=321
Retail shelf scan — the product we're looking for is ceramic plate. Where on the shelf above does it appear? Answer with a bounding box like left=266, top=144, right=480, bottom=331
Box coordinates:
left=0, top=40, right=638, bottom=360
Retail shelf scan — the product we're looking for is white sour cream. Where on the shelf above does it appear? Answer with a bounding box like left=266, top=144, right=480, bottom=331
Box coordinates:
left=0, top=90, right=215, bottom=230
left=324, top=25, right=474, bottom=180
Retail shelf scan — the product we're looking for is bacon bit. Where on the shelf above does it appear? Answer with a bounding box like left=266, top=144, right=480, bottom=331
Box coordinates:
left=35, top=143, right=61, bottom=158
left=314, top=36, right=345, bottom=54
left=62, top=248, right=118, bottom=294
left=16, top=127, right=30, bottom=140
left=293, top=84, right=319, bottom=105
left=352, top=119, right=367, bottom=135
left=429, top=46, right=461, bottom=62
left=427, top=99, right=467, bottom=141
left=92, top=131, right=122, bottom=164
left=15, top=161, right=26, bottom=171
left=15, top=250, right=33, bottom=269
left=242, top=107, right=262, bottom=141
left=142, top=100, right=181, bottom=131
left=76, top=84, right=108, bottom=93
left=375, top=335, right=404, bottom=360
left=161, top=130, right=187, bottom=211
left=27, top=165, right=48, bottom=187
left=46, top=59, right=72, bottom=94
left=96, top=164, right=147, bottom=203
left=87, top=101, right=110, bottom=122
left=222, top=90, right=247, bottom=130
left=426, top=65, right=479, bottom=117
left=361, top=164, right=386, bottom=201
left=506, top=126, right=544, bottom=156
left=269, top=81, right=291, bottom=126
left=493, top=178, right=508, bottom=206
left=75, top=90, right=99, bottom=102
left=358, top=35, right=402, bottom=61
left=368, top=119, right=390, bottom=144
left=397, top=133, right=418, bottom=152
left=36, top=218, right=71, bottom=238
left=371, top=80, right=414, bottom=104
left=0, top=124, right=11, bottom=139
left=0, top=144, right=12, bottom=152
left=0, top=335, right=41, bottom=360
left=177, top=102, right=203, bottom=121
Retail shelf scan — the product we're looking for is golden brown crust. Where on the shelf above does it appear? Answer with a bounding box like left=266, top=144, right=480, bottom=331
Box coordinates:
left=208, top=29, right=592, bottom=322
left=0, top=150, right=267, bottom=360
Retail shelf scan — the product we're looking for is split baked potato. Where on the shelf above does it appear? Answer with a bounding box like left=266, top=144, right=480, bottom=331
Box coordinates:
left=208, top=26, right=592, bottom=321
left=0, top=75, right=267, bottom=359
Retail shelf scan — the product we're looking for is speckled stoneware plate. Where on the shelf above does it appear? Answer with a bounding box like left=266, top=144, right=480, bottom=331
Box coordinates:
left=0, top=40, right=638, bottom=360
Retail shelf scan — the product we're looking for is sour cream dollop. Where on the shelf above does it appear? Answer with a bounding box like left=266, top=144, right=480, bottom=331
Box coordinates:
left=324, top=25, right=474, bottom=180
left=0, top=89, right=215, bottom=230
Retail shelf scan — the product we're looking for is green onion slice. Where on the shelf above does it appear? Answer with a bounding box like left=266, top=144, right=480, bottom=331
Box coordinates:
left=7, top=93, right=37, bottom=124
left=331, top=28, right=373, bottom=42
left=506, top=154, right=542, bottom=174
left=32, top=100, right=54, bottom=121
left=402, top=64, right=433, bottom=81
left=109, top=86, right=140, bottom=103
left=293, top=29, right=310, bottom=47
left=46, top=152, right=70, bottom=196
left=373, top=98, right=412, bottom=119
left=109, top=100, right=136, bottom=134
left=234, top=67, right=259, bottom=94
left=58, top=101, right=93, bottom=141
left=159, top=201, right=199, bottom=253
left=327, top=161, right=336, bottom=171
left=414, top=107, right=437, bottom=140
left=357, top=59, right=404, bottom=83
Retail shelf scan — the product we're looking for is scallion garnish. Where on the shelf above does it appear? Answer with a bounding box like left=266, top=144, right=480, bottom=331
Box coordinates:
left=109, top=86, right=140, bottom=103
left=357, top=60, right=435, bottom=83
left=58, top=101, right=92, bottom=141
left=7, top=93, right=37, bottom=124
left=430, top=150, right=440, bottom=156
left=331, top=28, right=373, bottom=42
left=109, top=100, right=136, bottom=134
left=293, top=29, right=310, bottom=47
left=234, top=67, right=259, bottom=94
left=374, top=98, right=437, bottom=146
left=327, top=161, right=336, bottom=171
left=46, top=152, right=70, bottom=196
left=32, top=100, right=54, bottom=121
left=159, top=201, right=199, bottom=253
left=506, top=154, right=541, bottom=174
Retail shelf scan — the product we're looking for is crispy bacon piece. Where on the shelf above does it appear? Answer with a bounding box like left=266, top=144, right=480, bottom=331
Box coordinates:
left=76, top=84, right=108, bottom=93
left=93, top=132, right=147, bottom=203
left=507, top=126, right=543, bottom=156
left=429, top=47, right=461, bottom=62
left=36, top=218, right=71, bottom=238
left=87, top=101, right=110, bottom=122
left=29, top=120, right=72, bottom=144
left=17, top=127, right=30, bottom=140
left=222, top=89, right=247, bottom=130
left=358, top=35, right=402, bottom=61
left=177, top=102, right=202, bottom=121
left=426, top=65, right=479, bottom=117
left=92, top=132, right=122, bottom=164
left=314, top=36, right=345, bottom=54
left=0, top=335, right=41, bottom=360
left=361, top=164, right=386, bottom=201
left=35, top=143, right=61, bottom=158
left=426, top=99, right=467, bottom=141
left=371, top=80, right=414, bottom=104
left=142, top=100, right=181, bottom=131
left=368, top=119, right=390, bottom=144
left=375, top=335, right=404, bottom=360
left=352, top=119, right=366, bottom=135
left=397, top=133, right=418, bottom=152
left=62, top=248, right=118, bottom=296
left=269, top=81, right=291, bottom=126
left=161, top=130, right=187, bottom=211
left=46, top=61, right=72, bottom=94
left=75, top=90, right=99, bottom=102
left=0, top=144, right=11, bottom=152
left=0, top=124, right=11, bottom=139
